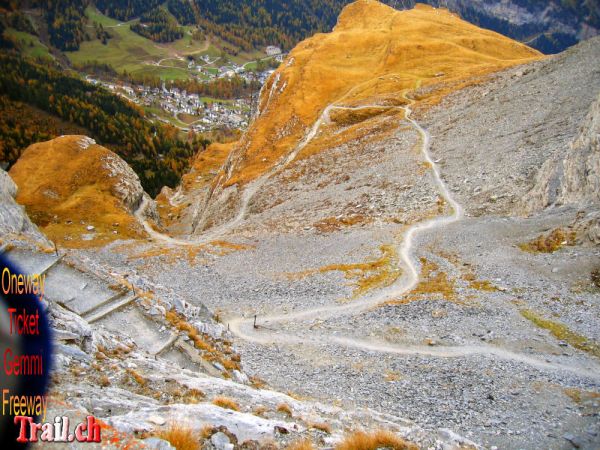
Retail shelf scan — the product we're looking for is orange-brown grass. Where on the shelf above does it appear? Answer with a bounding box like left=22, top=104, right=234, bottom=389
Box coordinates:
left=286, top=439, right=316, bottom=450
left=218, top=1, right=541, bottom=189
left=308, top=422, right=332, bottom=433
left=253, top=405, right=268, bottom=417
left=518, top=228, right=577, bottom=253
left=212, top=396, right=240, bottom=411
left=166, top=385, right=205, bottom=404
left=461, top=272, right=498, bottom=292
left=249, top=376, right=268, bottom=389
left=384, top=370, right=402, bottom=382
left=314, top=214, right=372, bottom=233
left=156, top=424, right=200, bottom=450
left=520, top=310, right=600, bottom=359
left=329, top=106, right=391, bottom=126
left=126, top=240, right=253, bottom=266
left=199, top=425, right=214, bottom=440
left=335, top=429, right=418, bottom=450
left=156, top=142, right=235, bottom=228
left=126, top=368, right=147, bottom=387
left=564, top=387, right=600, bottom=404
left=9, top=136, right=147, bottom=248
left=276, top=403, right=293, bottom=417
left=289, top=245, right=400, bottom=299
left=385, top=257, right=457, bottom=306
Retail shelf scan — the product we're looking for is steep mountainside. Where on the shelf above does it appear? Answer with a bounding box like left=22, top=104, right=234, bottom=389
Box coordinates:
left=190, top=0, right=541, bottom=233
left=0, top=168, right=49, bottom=245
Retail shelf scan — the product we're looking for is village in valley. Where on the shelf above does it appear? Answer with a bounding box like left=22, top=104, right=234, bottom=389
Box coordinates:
left=86, top=46, right=285, bottom=134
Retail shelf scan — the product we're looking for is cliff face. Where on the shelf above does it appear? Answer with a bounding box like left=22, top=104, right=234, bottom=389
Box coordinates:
left=522, top=93, right=600, bottom=213
left=196, top=0, right=541, bottom=233
left=8, top=135, right=157, bottom=247
left=558, top=93, right=600, bottom=207
left=0, top=168, right=48, bottom=245
left=399, top=0, right=599, bottom=54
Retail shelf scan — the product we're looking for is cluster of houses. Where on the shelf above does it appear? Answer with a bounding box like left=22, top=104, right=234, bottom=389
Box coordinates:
left=87, top=77, right=252, bottom=131
left=83, top=47, right=286, bottom=133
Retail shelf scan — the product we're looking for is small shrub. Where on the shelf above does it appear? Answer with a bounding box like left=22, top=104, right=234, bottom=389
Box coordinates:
left=519, top=228, right=576, bottom=253
left=98, top=375, right=110, bottom=387
left=253, top=405, right=268, bottom=417
left=126, top=368, right=147, bottom=387
left=212, top=396, right=240, bottom=411
left=591, top=267, right=600, bottom=289
left=249, top=376, right=267, bottom=389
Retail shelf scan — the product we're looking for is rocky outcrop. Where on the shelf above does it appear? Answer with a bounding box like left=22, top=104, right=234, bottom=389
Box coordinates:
left=0, top=168, right=48, bottom=244
left=558, top=92, right=600, bottom=206
left=8, top=135, right=158, bottom=246
left=522, top=92, right=600, bottom=214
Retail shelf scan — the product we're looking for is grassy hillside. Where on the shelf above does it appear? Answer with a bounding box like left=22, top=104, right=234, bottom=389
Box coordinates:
left=4, top=28, right=54, bottom=61
left=65, top=7, right=267, bottom=81
left=219, top=0, right=543, bottom=188
left=9, top=135, right=148, bottom=247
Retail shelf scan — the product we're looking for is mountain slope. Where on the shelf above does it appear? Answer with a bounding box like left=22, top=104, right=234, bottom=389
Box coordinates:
left=137, top=34, right=600, bottom=450
left=193, top=0, right=541, bottom=232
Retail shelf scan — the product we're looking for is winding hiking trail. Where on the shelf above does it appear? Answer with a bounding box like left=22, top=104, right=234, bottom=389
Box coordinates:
left=134, top=94, right=600, bottom=381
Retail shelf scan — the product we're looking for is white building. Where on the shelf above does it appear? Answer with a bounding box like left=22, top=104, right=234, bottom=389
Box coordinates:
left=265, top=45, right=282, bottom=56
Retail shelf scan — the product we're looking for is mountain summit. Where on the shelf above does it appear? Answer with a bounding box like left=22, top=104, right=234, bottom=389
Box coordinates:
left=191, top=0, right=541, bottom=231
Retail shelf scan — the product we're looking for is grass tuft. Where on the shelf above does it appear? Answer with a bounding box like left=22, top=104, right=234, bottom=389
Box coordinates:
left=335, top=430, right=418, bottom=450
left=212, top=396, right=240, bottom=411
left=308, top=422, right=332, bottom=433
left=290, top=245, right=401, bottom=299
left=518, top=228, right=576, bottom=253
left=286, top=440, right=316, bottom=450
left=156, top=424, right=199, bottom=450
left=276, top=403, right=293, bottom=417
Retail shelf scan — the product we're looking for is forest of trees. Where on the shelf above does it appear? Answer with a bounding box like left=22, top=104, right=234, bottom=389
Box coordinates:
left=94, top=0, right=162, bottom=21
left=44, top=0, right=88, bottom=51
left=192, top=0, right=349, bottom=51
left=167, top=0, right=197, bottom=26
left=130, top=7, right=184, bottom=43
left=0, top=52, right=201, bottom=195
left=0, top=94, right=91, bottom=166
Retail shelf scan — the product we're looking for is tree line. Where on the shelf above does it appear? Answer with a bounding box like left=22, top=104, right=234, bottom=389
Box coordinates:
left=130, top=7, right=183, bottom=43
